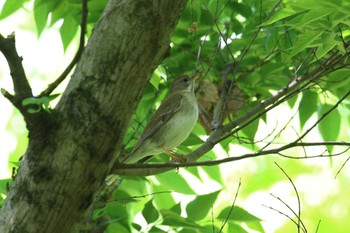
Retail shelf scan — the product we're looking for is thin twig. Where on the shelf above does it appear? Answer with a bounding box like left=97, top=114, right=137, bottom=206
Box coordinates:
left=39, top=0, right=88, bottom=97
left=107, top=191, right=172, bottom=203
left=334, top=155, right=350, bottom=179
left=219, top=179, right=241, bottom=233
left=315, top=220, right=321, bottom=233
left=263, top=203, right=306, bottom=233
left=269, top=193, right=307, bottom=233
left=274, top=163, right=303, bottom=233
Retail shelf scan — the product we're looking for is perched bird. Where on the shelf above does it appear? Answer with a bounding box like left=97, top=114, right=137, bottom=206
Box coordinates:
left=122, top=75, right=199, bottom=164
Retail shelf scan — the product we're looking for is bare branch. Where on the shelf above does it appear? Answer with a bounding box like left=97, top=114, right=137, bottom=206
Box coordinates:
left=263, top=204, right=302, bottom=231
left=219, top=179, right=241, bottom=232
left=0, top=33, right=32, bottom=100
left=112, top=141, right=350, bottom=176
left=334, top=155, right=350, bottom=179
left=212, top=64, right=233, bottom=126
left=39, top=0, right=88, bottom=97
left=0, top=88, right=16, bottom=105
left=274, top=163, right=304, bottom=233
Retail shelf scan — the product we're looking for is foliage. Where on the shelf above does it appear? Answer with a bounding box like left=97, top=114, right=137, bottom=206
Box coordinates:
left=1, top=0, right=350, bottom=232
left=22, top=94, right=60, bottom=113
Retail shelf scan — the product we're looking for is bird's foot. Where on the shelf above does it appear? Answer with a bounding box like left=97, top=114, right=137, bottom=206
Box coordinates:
left=161, top=147, right=187, bottom=163
left=169, top=151, right=187, bottom=163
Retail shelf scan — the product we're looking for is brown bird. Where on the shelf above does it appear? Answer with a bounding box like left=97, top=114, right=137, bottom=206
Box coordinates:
left=123, top=75, right=199, bottom=163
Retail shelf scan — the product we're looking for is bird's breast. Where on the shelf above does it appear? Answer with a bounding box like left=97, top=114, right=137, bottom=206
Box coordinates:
left=160, top=93, right=198, bottom=149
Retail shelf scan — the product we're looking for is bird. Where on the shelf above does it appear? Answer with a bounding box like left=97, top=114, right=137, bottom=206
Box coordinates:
left=122, top=75, right=199, bottom=164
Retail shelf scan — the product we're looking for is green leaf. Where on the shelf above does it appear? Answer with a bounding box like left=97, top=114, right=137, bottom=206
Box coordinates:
left=246, top=221, right=266, bottom=233
left=160, top=209, right=203, bottom=229
left=22, top=94, right=60, bottom=113
left=289, top=31, right=323, bottom=58
left=142, top=199, right=159, bottom=224
left=287, top=94, right=299, bottom=108
left=241, top=118, right=259, bottom=142
left=103, top=201, right=128, bottom=219
left=118, top=177, right=149, bottom=197
left=291, top=7, right=333, bottom=29
left=180, top=132, right=203, bottom=147
left=227, top=222, right=249, bottom=233
left=317, top=104, right=341, bottom=152
left=0, top=179, right=11, bottom=195
left=262, top=6, right=301, bottom=26
left=155, top=171, right=196, bottom=195
left=186, top=190, right=221, bottom=221
left=27, top=108, right=41, bottom=114
left=201, top=165, right=224, bottom=184
left=60, top=14, right=79, bottom=50
left=152, top=192, right=176, bottom=210
left=8, top=161, right=20, bottom=167
left=148, top=227, right=167, bottom=233
left=299, top=91, right=318, bottom=130
left=22, top=97, right=42, bottom=106
left=150, top=74, right=162, bottom=90
left=169, top=202, right=182, bottom=215
left=324, top=68, right=350, bottom=91
left=217, top=206, right=261, bottom=222
left=0, top=0, right=26, bottom=19
left=106, top=222, right=130, bottom=233
left=50, top=2, right=68, bottom=26
left=315, top=32, right=336, bottom=59
left=232, top=2, right=252, bottom=18
left=34, top=0, right=49, bottom=36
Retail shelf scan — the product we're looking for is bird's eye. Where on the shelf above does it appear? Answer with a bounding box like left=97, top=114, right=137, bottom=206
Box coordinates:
left=183, top=78, right=188, bottom=82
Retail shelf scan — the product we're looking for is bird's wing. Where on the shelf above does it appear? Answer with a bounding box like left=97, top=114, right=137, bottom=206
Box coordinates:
left=131, top=93, right=184, bottom=153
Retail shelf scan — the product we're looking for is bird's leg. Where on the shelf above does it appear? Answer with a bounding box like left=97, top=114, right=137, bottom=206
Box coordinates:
left=160, top=147, right=187, bottom=163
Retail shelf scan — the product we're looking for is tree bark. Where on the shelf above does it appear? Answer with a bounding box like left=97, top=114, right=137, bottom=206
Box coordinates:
left=0, top=0, right=187, bottom=232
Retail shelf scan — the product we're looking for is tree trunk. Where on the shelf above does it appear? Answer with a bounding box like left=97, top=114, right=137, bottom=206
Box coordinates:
left=0, top=1, right=187, bottom=232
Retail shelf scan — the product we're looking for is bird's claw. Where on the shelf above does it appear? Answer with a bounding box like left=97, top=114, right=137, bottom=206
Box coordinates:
left=169, top=152, right=187, bottom=163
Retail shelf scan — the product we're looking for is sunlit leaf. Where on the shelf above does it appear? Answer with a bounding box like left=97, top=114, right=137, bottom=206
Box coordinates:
left=299, top=91, right=318, bottom=130
left=317, top=104, right=341, bottom=152
left=105, top=222, right=130, bottom=233
left=246, top=221, right=266, bottom=233
left=60, top=13, right=79, bottom=50
left=0, top=179, right=11, bottom=195
left=217, top=206, right=261, bottom=222
left=0, top=0, right=26, bottom=19
left=227, top=223, right=249, bottom=233
left=154, top=172, right=196, bottom=195
left=160, top=209, right=203, bottom=229
left=142, top=199, right=160, bottom=224
left=186, top=190, right=221, bottom=221
left=241, top=118, right=259, bottom=143
left=289, top=31, right=323, bottom=58
left=262, top=6, right=301, bottom=26
left=34, top=0, right=49, bottom=36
